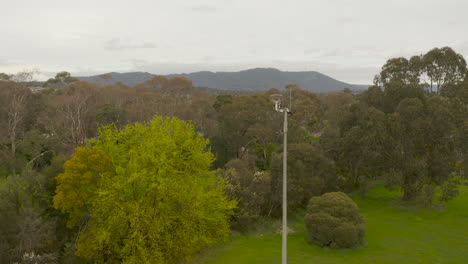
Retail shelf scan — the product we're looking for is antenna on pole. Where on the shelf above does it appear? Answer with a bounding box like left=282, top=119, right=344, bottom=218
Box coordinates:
left=285, top=84, right=296, bottom=113
left=270, top=94, right=285, bottom=112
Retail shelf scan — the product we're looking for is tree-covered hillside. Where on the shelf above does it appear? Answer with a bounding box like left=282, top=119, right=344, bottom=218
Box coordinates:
left=0, top=47, right=466, bottom=263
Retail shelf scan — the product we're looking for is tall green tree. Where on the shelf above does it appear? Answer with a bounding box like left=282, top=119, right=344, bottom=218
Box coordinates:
left=54, top=116, right=235, bottom=263
left=423, top=47, right=467, bottom=93
left=387, top=96, right=458, bottom=200
left=44, top=72, right=78, bottom=87
left=0, top=168, right=59, bottom=263
left=270, top=143, right=338, bottom=213
left=329, top=84, right=460, bottom=200
left=212, top=94, right=282, bottom=167
left=332, top=103, right=389, bottom=190
left=374, top=56, right=423, bottom=87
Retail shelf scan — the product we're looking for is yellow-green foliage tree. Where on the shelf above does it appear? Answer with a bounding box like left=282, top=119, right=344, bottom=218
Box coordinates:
left=54, top=116, right=235, bottom=263
left=54, top=146, right=114, bottom=227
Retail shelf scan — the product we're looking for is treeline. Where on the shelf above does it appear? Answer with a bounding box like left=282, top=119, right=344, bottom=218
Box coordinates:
left=0, top=47, right=466, bottom=263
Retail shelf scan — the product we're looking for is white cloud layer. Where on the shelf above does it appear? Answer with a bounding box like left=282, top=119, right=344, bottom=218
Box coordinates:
left=1, top=0, right=467, bottom=83
left=104, top=38, right=157, bottom=51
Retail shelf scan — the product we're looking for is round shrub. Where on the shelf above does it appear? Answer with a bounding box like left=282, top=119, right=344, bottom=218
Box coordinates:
left=304, top=192, right=366, bottom=248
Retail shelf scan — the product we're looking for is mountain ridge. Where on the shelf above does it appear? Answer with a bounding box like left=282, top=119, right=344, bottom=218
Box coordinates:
left=77, top=68, right=369, bottom=93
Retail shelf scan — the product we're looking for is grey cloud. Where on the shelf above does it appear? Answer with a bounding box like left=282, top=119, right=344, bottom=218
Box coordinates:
left=126, top=58, right=150, bottom=67
left=321, top=49, right=356, bottom=57
left=303, top=48, right=320, bottom=55
left=322, top=65, right=379, bottom=85
left=337, top=17, right=359, bottom=25
left=71, top=68, right=105, bottom=77
left=188, top=4, right=217, bottom=13
left=104, top=38, right=157, bottom=51
left=0, top=59, right=10, bottom=66
left=304, top=47, right=383, bottom=58
left=201, top=56, right=216, bottom=61
left=455, top=42, right=468, bottom=55
left=1, top=0, right=468, bottom=86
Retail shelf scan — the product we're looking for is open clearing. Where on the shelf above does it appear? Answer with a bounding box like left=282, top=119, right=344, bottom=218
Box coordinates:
left=202, top=184, right=468, bottom=264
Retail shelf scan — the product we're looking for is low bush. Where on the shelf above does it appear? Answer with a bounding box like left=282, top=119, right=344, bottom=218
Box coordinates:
left=304, top=192, right=365, bottom=248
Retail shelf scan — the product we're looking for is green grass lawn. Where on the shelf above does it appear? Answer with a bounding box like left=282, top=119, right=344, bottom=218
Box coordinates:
left=201, top=184, right=468, bottom=264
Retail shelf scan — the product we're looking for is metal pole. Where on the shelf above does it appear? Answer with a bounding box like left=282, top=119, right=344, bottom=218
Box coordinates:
left=282, top=109, right=288, bottom=264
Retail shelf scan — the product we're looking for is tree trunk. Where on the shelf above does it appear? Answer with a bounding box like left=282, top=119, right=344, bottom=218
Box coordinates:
left=11, top=136, right=16, bottom=158
left=402, top=183, right=420, bottom=201
left=402, top=188, right=415, bottom=201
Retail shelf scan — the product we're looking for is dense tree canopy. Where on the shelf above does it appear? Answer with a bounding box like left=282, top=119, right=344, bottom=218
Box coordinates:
left=54, top=116, right=235, bottom=263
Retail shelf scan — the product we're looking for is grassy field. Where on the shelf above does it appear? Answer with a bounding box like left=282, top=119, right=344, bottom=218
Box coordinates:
left=201, top=184, right=468, bottom=264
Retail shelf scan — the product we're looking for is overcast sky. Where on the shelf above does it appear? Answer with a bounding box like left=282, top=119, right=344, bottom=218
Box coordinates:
left=1, top=0, right=467, bottom=84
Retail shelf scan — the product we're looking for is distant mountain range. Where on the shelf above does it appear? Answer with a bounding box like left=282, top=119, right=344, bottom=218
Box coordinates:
left=77, top=68, right=369, bottom=93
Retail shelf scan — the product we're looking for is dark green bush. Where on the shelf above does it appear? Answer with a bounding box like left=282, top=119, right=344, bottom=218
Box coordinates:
left=222, top=156, right=273, bottom=232
left=304, top=192, right=366, bottom=248
left=418, top=184, right=436, bottom=207
left=439, top=177, right=460, bottom=202
left=270, top=143, right=339, bottom=215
